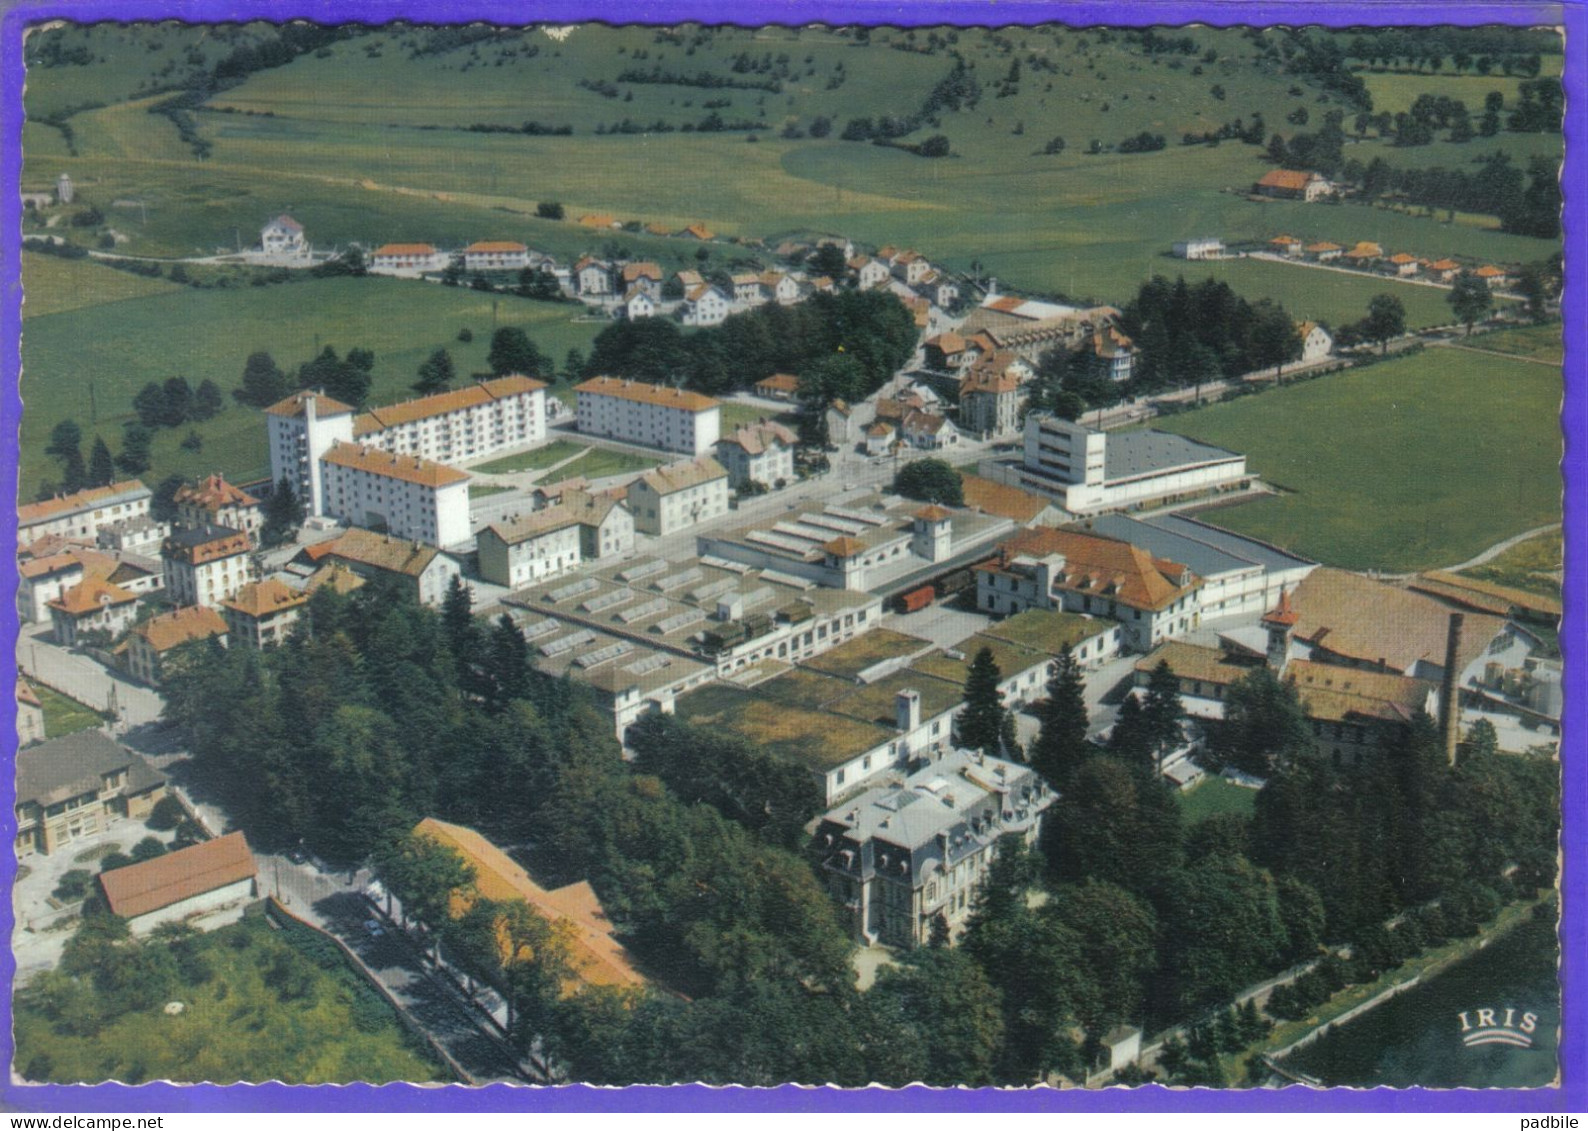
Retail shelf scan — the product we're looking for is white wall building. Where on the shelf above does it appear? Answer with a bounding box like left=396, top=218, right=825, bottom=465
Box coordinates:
left=462, top=241, right=529, bottom=272
left=1298, top=321, right=1334, bottom=363
left=352, top=376, right=548, bottom=467
left=477, top=510, right=585, bottom=589
left=161, top=526, right=256, bottom=609
left=266, top=391, right=356, bottom=519
left=260, top=215, right=305, bottom=255
left=626, top=457, right=731, bottom=536
left=681, top=284, right=731, bottom=327
left=715, top=421, right=797, bottom=489
left=1172, top=237, right=1224, bottom=260
left=320, top=442, right=472, bottom=548
left=369, top=243, right=445, bottom=272
left=574, top=377, right=722, bottom=455
left=19, top=480, right=152, bottom=545
left=1022, top=415, right=1248, bottom=515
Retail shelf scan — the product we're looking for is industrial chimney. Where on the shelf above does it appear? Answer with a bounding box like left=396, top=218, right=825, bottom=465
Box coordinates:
left=1439, top=613, right=1464, bottom=766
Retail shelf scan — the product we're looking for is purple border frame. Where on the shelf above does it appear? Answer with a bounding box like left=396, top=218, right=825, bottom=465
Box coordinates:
left=0, top=0, right=1580, bottom=1113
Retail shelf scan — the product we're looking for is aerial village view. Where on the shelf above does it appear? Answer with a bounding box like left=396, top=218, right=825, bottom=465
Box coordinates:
left=9, top=18, right=1566, bottom=1093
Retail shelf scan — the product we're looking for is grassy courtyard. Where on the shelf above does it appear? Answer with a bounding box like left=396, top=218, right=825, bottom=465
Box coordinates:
left=35, top=683, right=111, bottom=739
left=472, top=438, right=589, bottom=474
left=1155, top=347, right=1561, bottom=572
left=1177, top=776, right=1259, bottom=824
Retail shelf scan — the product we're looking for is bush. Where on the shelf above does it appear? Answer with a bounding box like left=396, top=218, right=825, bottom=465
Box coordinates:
left=536, top=201, right=565, bottom=220
left=130, top=836, right=169, bottom=862
left=99, top=851, right=133, bottom=873
left=53, top=870, right=93, bottom=902
left=147, top=795, right=186, bottom=831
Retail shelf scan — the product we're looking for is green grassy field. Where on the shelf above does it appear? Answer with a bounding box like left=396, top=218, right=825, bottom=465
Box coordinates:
left=467, top=483, right=512, bottom=499
left=1156, top=348, right=1560, bottom=572
left=472, top=438, right=588, bottom=474
left=19, top=276, right=601, bottom=497
left=13, top=914, right=446, bottom=1085
left=568, top=446, right=660, bottom=479
left=1177, top=776, right=1258, bottom=823
left=20, top=23, right=1559, bottom=310
left=1459, top=528, right=1562, bottom=600
left=35, top=683, right=110, bottom=739
left=1466, top=321, right=1564, bottom=363
left=20, top=252, right=181, bottom=319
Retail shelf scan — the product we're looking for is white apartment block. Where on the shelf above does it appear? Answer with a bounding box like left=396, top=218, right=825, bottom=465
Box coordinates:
left=574, top=377, right=722, bottom=455
left=370, top=243, right=445, bottom=272
left=1022, top=415, right=1248, bottom=516
left=462, top=241, right=529, bottom=272
left=626, top=457, right=730, bottom=536
left=19, top=480, right=152, bottom=544
left=320, top=443, right=472, bottom=548
left=161, top=526, right=256, bottom=609
left=267, top=391, right=356, bottom=519
left=715, top=421, right=796, bottom=489
left=352, top=376, right=548, bottom=466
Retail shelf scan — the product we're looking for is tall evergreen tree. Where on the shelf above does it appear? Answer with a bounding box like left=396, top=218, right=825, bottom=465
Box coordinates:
left=259, top=477, right=306, bottom=547
left=116, top=424, right=152, bottom=477
left=1141, top=661, right=1185, bottom=777
left=414, top=349, right=456, bottom=395
left=958, top=647, right=1008, bottom=755
left=1030, top=649, right=1089, bottom=787
left=487, top=613, right=530, bottom=710
left=236, top=351, right=289, bottom=407
left=46, top=419, right=86, bottom=493
left=86, top=436, right=116, bottom=488
left=487, top=327, right=546, bottom=378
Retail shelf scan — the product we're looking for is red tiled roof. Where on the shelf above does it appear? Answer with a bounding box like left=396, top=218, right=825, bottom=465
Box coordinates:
left=99, top=832, right=256, bottom=919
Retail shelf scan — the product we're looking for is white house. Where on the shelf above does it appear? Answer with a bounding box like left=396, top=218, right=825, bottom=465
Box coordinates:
left=681, top=284, right=731, bottom=327
left=623, top=288, right=657, bottom=321
left=625, top=457, right=730, bottom=536
left=715, top=421, right=797, bottom=489
left=476, top=509, right=586, bottom=589
left=901, top=410, right=958, bottom=450
left=260, top=215, right=305, bottom=255
left=574, top=256, right=613, bottom=296
left=850, top=256, right=891, bottom=290
left=574, top=377, right=722, bottom=455
left=1297, top=321, right=1333, bottom=363
left=889, top=250, right=932, bottom=286
left=1172, top=237, right=1224, bottom=260
left=319, top=442, right=473, bottom=548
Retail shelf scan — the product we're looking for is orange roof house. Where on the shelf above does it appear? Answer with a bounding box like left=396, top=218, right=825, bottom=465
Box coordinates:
left=99, top=832, right=257, bottom=923
left=371, top=242, right=439, bottom=258
left=578, top=213, right=619, bottom=229
left=979, top=526, right=1199, bottom=613
left=464, top=240, right=528, bottom=254
left=175, top=474, right=259, bottom=513
left=574, top=376, right=720, bottom=413
left=680, top=222, right=715, bottom=240
left=130, top=605, right=229, bottom=655
left=414, top=818, right=646, bottom=991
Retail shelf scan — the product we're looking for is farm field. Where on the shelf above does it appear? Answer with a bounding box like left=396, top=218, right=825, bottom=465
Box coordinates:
left=19, top=252, right=180, bottom=319
left=19, top=23, right=1560, bottom=321
left=18, top=275, right=601, bottom=497
left=1156, top=347, right=1560, bottom=573
left=13, top=914, right=447, bottom=1085
left=1466, top=321, right=1564, bottom=364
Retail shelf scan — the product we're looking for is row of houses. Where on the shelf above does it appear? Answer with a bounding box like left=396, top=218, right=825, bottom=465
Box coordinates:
left=1266, top=234, right=1513, bottom=285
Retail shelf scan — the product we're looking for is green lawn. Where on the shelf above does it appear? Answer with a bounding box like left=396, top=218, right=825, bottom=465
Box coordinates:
left=568, top=446, right=660, bottom=480
left=1466, top=322, right=1564, bottom=364
left=35, top=683, right=111, bottom=739
left=472, top=438, right=588, bottom=474
left=1154, top=348, right=1560, bottom=572
left=19, top=276, right=601, bottom=498
left=1177, top=776, right=1258, bottom=823
left=13, top=914, right=447, bottom=1085
left=467, top=483, right=513, bottom=499
left=720, top=402, right=798, bottom=432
